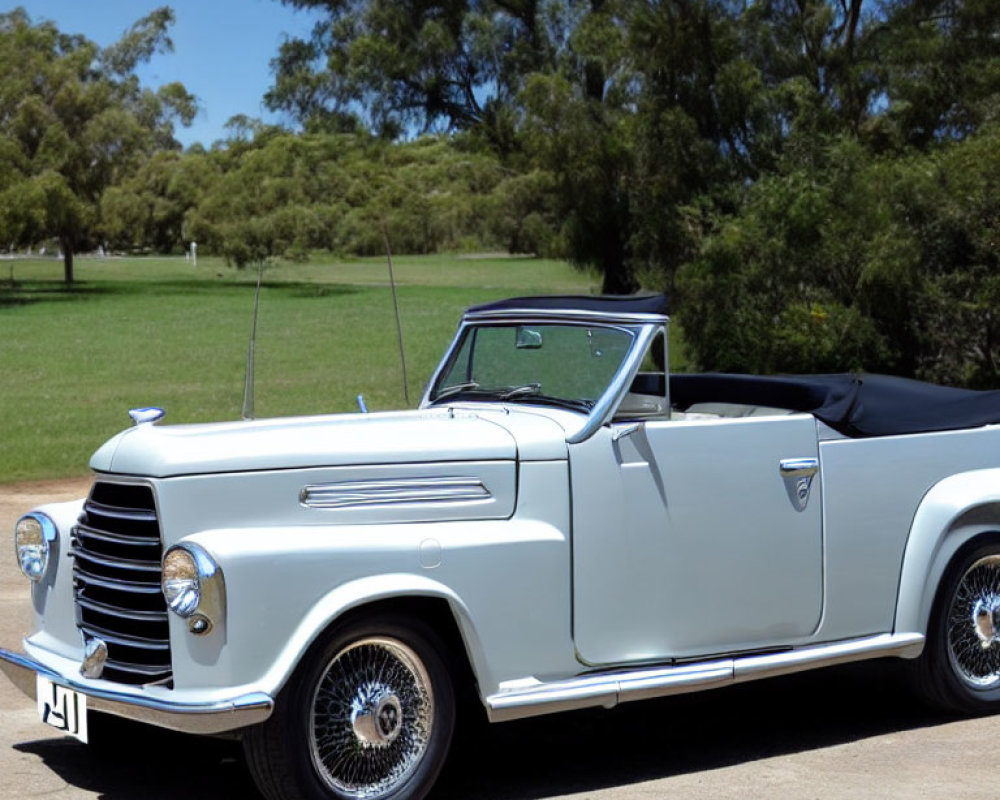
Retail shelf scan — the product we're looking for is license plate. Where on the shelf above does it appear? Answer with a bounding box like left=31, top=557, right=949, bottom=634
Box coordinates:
left=36, top=675, right=88, bottom=743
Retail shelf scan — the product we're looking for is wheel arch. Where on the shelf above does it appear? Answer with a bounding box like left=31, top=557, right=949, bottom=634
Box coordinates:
left=895, top=467, right=1000, bottom=639
left=257, top=573, right=491, bottom=707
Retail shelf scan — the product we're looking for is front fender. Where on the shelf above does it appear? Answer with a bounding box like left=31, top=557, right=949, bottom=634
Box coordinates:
left=170, top=513, right=574, bottom=701
left=255, top=573, right=488, bottom=698
left=895, top=468, right=1000, bottom=639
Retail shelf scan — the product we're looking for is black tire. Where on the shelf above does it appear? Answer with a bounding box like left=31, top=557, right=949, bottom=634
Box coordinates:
left=243, top=614, right=455, bottom=800
left=911, top=538, right=1000, bottom=714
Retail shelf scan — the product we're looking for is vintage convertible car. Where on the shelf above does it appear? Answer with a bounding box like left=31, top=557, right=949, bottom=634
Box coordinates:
left=4, top=293, right=1000, bottom=800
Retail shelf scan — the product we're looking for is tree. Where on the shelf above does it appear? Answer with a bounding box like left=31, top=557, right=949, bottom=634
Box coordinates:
left=99, top=150, right=220, bottom=252
left=269, top=0, right=646, bottom=291
left=0, top=7, right=195, bottom=282
left=269, top=0, right=567, bottom=138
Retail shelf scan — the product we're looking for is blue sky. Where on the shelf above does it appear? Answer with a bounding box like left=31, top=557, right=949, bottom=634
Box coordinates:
left=22, top=0, right=326, bottom=148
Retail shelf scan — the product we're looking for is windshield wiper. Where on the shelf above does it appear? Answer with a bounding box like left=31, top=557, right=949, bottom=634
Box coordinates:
left=433, top=382, right=593, bottom=413
left=431, top=381, right=480, bottom=402
left=497, top=383, right=541, bottom=400
left=502, top=393, right=595, bottom=413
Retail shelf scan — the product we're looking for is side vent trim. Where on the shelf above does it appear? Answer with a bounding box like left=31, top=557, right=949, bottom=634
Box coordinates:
left=300, top=477, right=491, bottom=510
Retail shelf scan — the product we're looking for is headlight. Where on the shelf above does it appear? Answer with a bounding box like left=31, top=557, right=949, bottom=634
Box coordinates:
left=15, top=513, right=56, bottom=582
left=162, top=547, right=200, bottom=617
left=161, top=544, right=225, bottom=634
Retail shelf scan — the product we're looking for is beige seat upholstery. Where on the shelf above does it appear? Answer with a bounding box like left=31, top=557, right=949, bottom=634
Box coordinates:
left=684, top=402, right=795, bottom=418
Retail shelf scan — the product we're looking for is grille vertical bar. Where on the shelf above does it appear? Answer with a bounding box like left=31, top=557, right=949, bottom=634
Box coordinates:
left=72, top=481, right=172, bottom=685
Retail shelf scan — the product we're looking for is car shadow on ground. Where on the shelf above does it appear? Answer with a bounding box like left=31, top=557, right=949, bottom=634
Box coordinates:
left=14, top=661, right=954, bottom=800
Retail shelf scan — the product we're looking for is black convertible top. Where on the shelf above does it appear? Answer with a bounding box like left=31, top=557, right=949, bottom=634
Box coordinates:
left=467, top=293, right=669, bottom=318
left=671, top=372, right=1000, bottom=437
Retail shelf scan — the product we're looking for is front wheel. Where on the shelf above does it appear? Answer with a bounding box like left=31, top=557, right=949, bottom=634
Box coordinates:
left=244, top=615, right=455, bottom=800
left=912, top=540, right=1000, bottom=713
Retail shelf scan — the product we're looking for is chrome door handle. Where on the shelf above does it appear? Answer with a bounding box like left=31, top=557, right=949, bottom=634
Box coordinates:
left=779, top=458, right=819, bottom=512
left=779, top=458, right=819, bottom=478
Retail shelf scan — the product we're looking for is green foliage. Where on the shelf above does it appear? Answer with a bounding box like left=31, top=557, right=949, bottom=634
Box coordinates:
left=187, top=130, right=536, bottom=266
left=0, top=7, right=195, bottom=281
left=678, top=125, right=1000, bottom=385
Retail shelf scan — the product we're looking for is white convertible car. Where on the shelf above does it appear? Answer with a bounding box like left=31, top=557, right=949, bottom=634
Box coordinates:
left=5, top=293, right=1000, bottom=800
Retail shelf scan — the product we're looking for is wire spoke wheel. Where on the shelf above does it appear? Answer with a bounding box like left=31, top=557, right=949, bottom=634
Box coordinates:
left=946, top=555, right=1000, bottom=689
left=309, top=637, right=435, bottom=799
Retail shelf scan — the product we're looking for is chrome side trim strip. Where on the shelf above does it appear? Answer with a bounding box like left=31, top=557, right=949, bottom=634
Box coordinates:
left=731, top=631, right=925, bottom=682
left=486, top=633, right=925, bottom=722
left=0, top=648, right=273, bottom=735
left=300, top=477, right=491, bottom=509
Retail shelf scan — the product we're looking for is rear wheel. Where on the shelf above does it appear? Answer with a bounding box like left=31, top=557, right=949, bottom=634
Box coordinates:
left=913, top=541, right=1000, bottom=713
left=244, top=615, right=455, bottom=800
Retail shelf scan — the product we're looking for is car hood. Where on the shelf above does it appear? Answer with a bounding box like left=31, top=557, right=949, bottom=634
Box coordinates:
left=89, top=407, right=568, bottom=478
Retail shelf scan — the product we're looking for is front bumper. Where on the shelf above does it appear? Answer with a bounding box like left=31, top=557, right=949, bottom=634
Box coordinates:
left=0, top=648, right=273, bottom=735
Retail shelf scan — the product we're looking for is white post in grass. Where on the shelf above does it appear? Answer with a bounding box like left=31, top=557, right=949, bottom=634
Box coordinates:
left=191, top=241, right=197, bottom=266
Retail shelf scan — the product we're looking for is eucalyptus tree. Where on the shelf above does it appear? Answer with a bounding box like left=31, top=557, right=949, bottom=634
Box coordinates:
left=0, top=7, right=195, bottom=282
left=267, top=0, right=647, bottom=291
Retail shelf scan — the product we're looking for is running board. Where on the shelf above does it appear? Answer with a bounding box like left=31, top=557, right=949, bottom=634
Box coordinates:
left=486, top=632, right=924, bottom=722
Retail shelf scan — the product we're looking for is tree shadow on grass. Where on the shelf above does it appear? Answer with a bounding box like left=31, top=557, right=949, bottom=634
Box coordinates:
left=13, top=662, right=960, bottom=800
left=0, top=279, right=361, bottom=309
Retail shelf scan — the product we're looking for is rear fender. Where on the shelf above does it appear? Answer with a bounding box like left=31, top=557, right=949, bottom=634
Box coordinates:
left=895, top=468, right=1000, bottom=641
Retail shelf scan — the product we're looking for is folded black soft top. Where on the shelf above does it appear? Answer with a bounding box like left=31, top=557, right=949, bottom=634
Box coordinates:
left=467, top=293, right=669, bottom=318
left=671, top=372, right=1000, bottom=438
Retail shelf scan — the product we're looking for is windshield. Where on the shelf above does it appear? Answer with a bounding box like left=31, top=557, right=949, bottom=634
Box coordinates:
left=429, top=323, right=637, bottom=412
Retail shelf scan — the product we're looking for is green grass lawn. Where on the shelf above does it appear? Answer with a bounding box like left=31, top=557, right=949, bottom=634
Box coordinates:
left=0, top=253, right=683, bottom=483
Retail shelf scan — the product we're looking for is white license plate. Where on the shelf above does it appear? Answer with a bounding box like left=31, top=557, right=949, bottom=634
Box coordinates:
left=36, top=675, right=88, bottom=743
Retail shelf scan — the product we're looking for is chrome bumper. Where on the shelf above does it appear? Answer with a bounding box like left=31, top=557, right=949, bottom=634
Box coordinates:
left=0, top=648, right=273, bottom=735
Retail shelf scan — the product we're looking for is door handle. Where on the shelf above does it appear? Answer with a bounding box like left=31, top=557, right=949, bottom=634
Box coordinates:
left=779, top=458, right=819, bottom=512
left=779, top=458, right=819, bottom=478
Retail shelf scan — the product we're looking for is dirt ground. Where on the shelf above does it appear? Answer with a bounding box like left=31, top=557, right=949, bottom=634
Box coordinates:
left=1, top=476, right=999, bottom=799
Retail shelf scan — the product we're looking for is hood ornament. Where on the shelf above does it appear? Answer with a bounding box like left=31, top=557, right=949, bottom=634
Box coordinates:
left=128, top=407, right=165, bottom=426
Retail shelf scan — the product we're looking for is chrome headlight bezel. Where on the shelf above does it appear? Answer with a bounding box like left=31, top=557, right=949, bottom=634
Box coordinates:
left=15, top=512, right=57, bottom=582
left=161, top=543, right=226, bottom=632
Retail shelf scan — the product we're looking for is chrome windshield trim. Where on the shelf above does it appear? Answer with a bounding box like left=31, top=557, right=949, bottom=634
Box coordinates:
left=463, top=309, right=668, bottom=325
left=300, top=477, right=491, bottom=509
left=567, top=323, right=660, bottom=444
left=420, top=315, right=667, bottom=444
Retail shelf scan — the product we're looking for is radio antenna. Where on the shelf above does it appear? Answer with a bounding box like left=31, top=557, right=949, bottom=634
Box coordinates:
left=241, top=259, right=265, bottom=420
left=381, top=217, right=410, bottom=405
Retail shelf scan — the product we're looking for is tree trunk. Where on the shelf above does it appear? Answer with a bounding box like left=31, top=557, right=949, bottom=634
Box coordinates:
left=62, top=239, right=74, bottom=284
left=600, top=259, right=638, bottom=295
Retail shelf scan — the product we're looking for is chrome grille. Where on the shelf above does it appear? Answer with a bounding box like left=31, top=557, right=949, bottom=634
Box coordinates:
left=72, top=482, right=171, bottom=685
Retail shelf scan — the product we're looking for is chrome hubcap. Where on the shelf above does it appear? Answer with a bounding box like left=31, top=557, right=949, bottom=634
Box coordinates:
left=351, top=687, right=403, bottom=746
left=948, top=555, right=1000, bottom=688
left=971, top=597, right=1000, bottom=648
left=309, top=637, right=434, bottom=799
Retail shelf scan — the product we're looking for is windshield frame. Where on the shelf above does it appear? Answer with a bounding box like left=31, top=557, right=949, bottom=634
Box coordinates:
left=420, top=310, right=665, bottom=443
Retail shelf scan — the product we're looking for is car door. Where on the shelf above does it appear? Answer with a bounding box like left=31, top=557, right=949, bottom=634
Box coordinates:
left=570, top=414, right=823, bottom=665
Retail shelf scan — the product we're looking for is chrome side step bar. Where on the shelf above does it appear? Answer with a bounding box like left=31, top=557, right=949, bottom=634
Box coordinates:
left=486, top=632, right=924, bottom=722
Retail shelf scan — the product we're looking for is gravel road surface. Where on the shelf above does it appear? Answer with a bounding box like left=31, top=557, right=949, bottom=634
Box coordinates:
left=1, top=477, right=998, bottom=799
